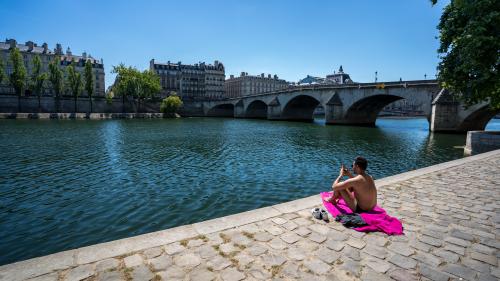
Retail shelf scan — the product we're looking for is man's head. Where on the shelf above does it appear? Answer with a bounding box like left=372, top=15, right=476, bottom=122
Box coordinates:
left=352, top=156, right=368, bottom=174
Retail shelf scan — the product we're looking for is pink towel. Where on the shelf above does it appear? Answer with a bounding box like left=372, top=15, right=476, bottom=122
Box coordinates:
left=320, top=192, right=404, bottom=235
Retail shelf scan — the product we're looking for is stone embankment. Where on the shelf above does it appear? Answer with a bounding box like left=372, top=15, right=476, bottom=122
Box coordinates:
left=0, top=150, right=499, bottom=281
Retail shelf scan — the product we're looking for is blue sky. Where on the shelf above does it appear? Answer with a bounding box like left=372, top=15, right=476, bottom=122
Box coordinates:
left=0, top=0, right=448, bottom=88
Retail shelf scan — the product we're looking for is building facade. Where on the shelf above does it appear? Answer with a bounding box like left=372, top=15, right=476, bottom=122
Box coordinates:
left=150, top=59, right=225, bottom=100
left=298, top=66, right=354, bottom=86
left=0, top=39, right=105, bottom=97
left=224, top=72, right=289, bottom=98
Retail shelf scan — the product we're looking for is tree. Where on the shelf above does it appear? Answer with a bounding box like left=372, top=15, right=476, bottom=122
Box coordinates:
left=112, top=64, right=161, bottom=113
left=48, top=56, right=64, bottom=112
left=66, top=61, right=83, bottom=113
left=30, top=55, right=48, bottom=112
left=9, top=48, right=27, bottom=112
left=160, top=92, right=183, bottom=114
left=84, top=60, right=94, bottom=113
left=432, top=0, right=500, bottom=109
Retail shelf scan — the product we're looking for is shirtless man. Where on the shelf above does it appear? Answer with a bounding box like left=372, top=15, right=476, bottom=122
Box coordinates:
left=325, top=156, right=377, bottom=213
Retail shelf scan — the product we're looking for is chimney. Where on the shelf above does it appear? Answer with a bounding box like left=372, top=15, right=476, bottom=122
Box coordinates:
left=268, top=74, right=271, bottom=78
left=274, top=74, right=278, bottom=79
left=42, top=43, right=48, bottom=53
left=230, top=74, right=234, bottom=79
left=240, top=72, right=245, bottom=77
left=55, top=43, right=63, bottom=55
left=6, top=38, right=17, bottom=49
left=66, top=47, right=72, bottom=56
left=25, top=41, right=34, bottom=51
left=82, top=51, right=87, bottom=59
left=261, top=73, right=264, bottom=78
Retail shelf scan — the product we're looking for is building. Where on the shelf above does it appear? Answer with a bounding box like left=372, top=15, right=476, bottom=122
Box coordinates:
left=0, top=39, right=105, bottom=97
left=224, top=72, right=289, bottom=98
left=298, top=66, right=354, bottom=86
left=150, top=59, right=225, bottom=100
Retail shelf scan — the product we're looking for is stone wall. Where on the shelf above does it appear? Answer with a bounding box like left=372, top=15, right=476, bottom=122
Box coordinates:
left=465, top=130, right=500, bottom=155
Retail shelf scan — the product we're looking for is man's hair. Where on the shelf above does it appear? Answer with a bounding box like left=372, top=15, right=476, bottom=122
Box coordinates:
left=354, top=156, right=368, bottom=170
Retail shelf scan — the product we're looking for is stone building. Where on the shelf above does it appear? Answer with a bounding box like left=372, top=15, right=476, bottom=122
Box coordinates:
left=224, top=72, right=289, bottom=98
left=150, top=59, right=225, bottom=100
left=0, top=39, right=105, bottom=97
left=298, top=66, right=354, bottom=85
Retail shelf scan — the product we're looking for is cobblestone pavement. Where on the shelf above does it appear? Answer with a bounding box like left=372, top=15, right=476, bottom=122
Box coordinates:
left=5, top=153, right=500, bottom=281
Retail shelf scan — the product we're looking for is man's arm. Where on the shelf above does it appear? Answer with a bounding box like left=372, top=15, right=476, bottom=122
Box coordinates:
left=332, top=177, right=359, bottom=192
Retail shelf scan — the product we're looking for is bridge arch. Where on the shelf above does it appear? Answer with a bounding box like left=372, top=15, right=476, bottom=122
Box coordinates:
left=344, top=94, right=405, bottom=126
left=207, top=103, right=234, bottom=117
left=457, top=105, right=500, bottom=132
left=281, top=95, right=321, bottom=122
left=245, top=100, right=268, bottom=119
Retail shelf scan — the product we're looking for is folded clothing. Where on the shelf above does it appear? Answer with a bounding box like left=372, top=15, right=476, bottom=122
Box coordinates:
left=321, top=191, right=404, bottom=235
left=335, top=213, right=368, bottom=228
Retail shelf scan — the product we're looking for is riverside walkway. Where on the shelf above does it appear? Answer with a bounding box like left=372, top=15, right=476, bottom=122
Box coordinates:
left=1, top=150, right=499, bottom=281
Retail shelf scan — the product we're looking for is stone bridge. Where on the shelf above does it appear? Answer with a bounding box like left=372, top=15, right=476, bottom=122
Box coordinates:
left=197, top=80, right=498, bottom=133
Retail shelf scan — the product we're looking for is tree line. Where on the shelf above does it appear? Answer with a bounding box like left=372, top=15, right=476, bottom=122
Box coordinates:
left=0, top=47, right=95, bottom=113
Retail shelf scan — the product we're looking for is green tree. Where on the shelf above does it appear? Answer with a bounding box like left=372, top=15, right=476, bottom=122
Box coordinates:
left=66, top=61, right=83, bottom=113
left=30, top=55, right=48, bottom=112
left=84, top=60, right=94, bottom=113
left=112, top=64, right=161, bottom=113
left=432, top=0, right=500, bottom=109
left=160, top=92, right=183, bottom=114
left=9, top=48, right=27, bottom=112
left=48, top=56, right=64, bottom=112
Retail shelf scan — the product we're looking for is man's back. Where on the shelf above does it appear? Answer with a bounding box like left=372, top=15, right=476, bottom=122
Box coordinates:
left=353, top=174, right=377, bottom=211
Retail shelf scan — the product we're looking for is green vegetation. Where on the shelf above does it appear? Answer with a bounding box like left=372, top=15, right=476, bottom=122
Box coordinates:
left=432, top=0, right=500, bottom=109
left=111, top=64, right=161, bottom=113
left=9, top=48, right=27, bottom=112
left=84, top=60, right=94, bottom=113
left=30, top=55, right=47, bottom=112
left=0, top=56, right=5, bottom=84
left=48, top=56, right=64, bottom=113
left=160, top=92, right=183, bottom=114
left=66, top=62, right=83, bottom=113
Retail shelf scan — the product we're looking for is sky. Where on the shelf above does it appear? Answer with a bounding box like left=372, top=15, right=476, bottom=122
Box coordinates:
left=0, top=0, right=449, bottom=88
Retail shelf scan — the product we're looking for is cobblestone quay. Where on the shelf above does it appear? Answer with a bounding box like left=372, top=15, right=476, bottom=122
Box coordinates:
left=1, top=150, right=499, bottom=281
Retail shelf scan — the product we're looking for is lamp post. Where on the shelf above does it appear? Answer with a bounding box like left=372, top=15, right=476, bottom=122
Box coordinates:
left=375, top=71, right=378, bottom=83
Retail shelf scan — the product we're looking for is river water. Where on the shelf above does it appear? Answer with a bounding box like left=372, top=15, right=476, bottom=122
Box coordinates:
left=0, top=117, right=499, bottom=265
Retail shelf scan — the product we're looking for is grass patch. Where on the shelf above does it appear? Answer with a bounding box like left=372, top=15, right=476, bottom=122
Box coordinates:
left=180, top=239, right=189, bottom=247
left=196, top=234, right=208, bottom=242
left=271, top=265, right=282, bottom=277
left=207, top=266, right=214, bottom=272
left=152, top=274, right=161, bottom=281
left=235, top=244, right=246, bottom=250
left=219, top=233, right=231, bottom=243
left=242, top=231, right=254, bottom=239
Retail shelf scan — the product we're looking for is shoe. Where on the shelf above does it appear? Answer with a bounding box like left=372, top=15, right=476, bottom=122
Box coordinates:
left=311, top=208, right=322, bottom=220
left=320, top=209, right=329, bottom=222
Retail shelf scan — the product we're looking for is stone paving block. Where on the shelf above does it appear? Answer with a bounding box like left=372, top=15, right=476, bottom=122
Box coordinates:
left=308, top=232, right=327, bottom=244
left=294, top=226, right=311, bottom=237
left=95, top=270, right=123, bottom=281
left=124, top=254, right=143, bottom=268
left=173, top=253, right=201, bottom=268
left=164, top=242, right=185, bottom=255
left=65, top=264, right=95, bottom=281
left=233, top=252, right=253, bottom=268
left=248, top=263, right=272, bottom=280
left=388, top=254, right=417, bottom=269
left=418, top=264, right=451, bottom=281
left=443, top=243, right=466, bottom=255
left=220, top=267, right=246, bottom=281
left=388, top=242, right=414, bottom=257
left=364, top=234, right=388, bottom=247
left=189, top=267, right=216, bottom=281
left=130, top=264, right=154, bottom=281
left=28, top=273, right=59, bottom=281
left=282, top=221, right=298, bottom=231
left=198, top=244, right=218, bottom=258
left=308, top=224, right=330, bottom=235
left=254, top=231, right=273, bottom=242
left=279, top=232, right=300, bottom=244
left=303, top=258, right=331, bottom=275
left=326, top=229, right=348, bottom=241
left=148, top=254, right=173, bottom=271
left=346, top=238, right=366, bottom=250
left=419, top=235, right=442, bottom=247
left=471, top=252, right=498, bottom=266
left=314, top=248, right=340, bottom=264
left=412, top=251, right=443, bottom=267
left=361, top=267, right=393, bottom=281
left=364, top=257, right=391, bottom=273
left=206, top=255, right=231, bottom=271
left=478, top=273, right=498, bottom=281
left=142, top=247, right=163, bottom=259
left=433, top=249, right=459, bottom=263
left=286, top=247, right=307, bottom=261
left=95, top=258, right=120, bottom=272
left=388, top=268, right=419, bottom=281
left=157, top=265, right=185, bottom=280
left=246, top=244, right=267, bottom=256
left=449, top=228, right=475, bottom=241
left=342, top=245, right=361, bottom=261
left=220, top=242, right=238, bottom=255
left=472, top=243, right=497, bottom=255
left=187, top=238, right=205, bottom=248
left=338, top=257, right=362, bottom=277
left=362, top=244, right=387, bottom=259
left=292, top=217, right=312, bottom=226
left=462, top=256, right=495, bottom=274
left=272, top=217, right=288, bottom=225
left=261, top=253, right=286, bottom=267
left=325, top=239, right=345, bottom=252
left=268, top=237, right=288, bottom=250
left=281, top=262, right=300, bottom=279
left=442, top=264, right=477, bottom=280
left=266, top=225, right=284, bottom=236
